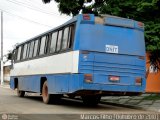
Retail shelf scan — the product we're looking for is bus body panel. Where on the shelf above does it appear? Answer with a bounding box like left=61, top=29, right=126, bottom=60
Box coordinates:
left=10, top=51, right=79, bottom=76
left=79, top=52, right=146, bottom=92
left=73, top=15, right=146, bottom=93
left=11, top=76, right=41, bottom=93
left=10, top=73, right=145, bottom=94
left=75, top=24, right=145, bottom=56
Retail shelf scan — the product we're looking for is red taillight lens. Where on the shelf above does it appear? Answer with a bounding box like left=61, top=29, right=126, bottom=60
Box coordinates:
left=135, top=77, right=142, bottom=86
left=109, top=76, right=120, bottom=82
left=83, top=14, right=90, bottom=20
left=138, top=22, right=144, bottom=28
left=84, top=74, right=92, bottom=83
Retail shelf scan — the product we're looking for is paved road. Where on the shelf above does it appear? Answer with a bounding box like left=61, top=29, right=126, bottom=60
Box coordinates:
left=0, top=86, right=158, bottom=120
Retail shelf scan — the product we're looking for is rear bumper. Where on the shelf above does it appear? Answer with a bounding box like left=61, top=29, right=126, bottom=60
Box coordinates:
left=82, top=83, right=145, bottom=92
left=69, top=74, right=146, bottom=94
left=70, top=83, right=145, bottom=96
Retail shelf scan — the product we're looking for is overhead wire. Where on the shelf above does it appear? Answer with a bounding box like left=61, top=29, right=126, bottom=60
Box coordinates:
left=5, top=0, right=69, bottom=18
left=0, top=0, right=70, bottom=27
left=22, top=0, right=57, bottom=13
left=0, top=8, right=52, bottom=28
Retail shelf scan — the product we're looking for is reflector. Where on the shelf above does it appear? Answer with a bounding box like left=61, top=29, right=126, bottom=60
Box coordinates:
left=83, top=14, right=90, bottom=20
left=135, top=77, right=142, bottom=85
left=84, top=74, right=92, bottom=83
left=138, top=22, right=144, bottom=28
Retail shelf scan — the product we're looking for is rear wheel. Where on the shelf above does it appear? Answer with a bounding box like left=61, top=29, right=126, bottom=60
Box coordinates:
left=81, top=95, right=101, bottom=106
left=42, top=81, right=62, bottom=104
left=68, top=94, right=75, bottom=99
left=17, top=86, right=25, bottom=97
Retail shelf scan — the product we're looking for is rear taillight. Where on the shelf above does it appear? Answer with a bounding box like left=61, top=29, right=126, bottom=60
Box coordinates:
left=138, top=22, right=144, bottom=28
left=135, top=77, right=142, bottom=86
left=109, top=76, right=120, bottom=82
left=83, top=14, right=90, bottom=20
left=84, top=74, right=92, bottom=83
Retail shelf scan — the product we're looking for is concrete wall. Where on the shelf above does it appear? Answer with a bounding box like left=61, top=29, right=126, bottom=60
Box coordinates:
left=0, top=66, right=11, bottom=82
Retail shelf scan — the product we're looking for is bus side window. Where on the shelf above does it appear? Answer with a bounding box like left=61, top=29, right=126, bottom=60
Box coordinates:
left=16, top=46, right=22, bottom=61
left=33, top=39, right=39, bottom=57
left=39, top=36, right=47, bottom=55
left=62, top=27, right=69, bottom=50
left=26, top=43, right=30, bottom=58
left=22, top=44, right=28, bottom=60
left=13, top=49, right=17, bottom=61
left=68, top=24, right=75, bottom=48
left=50, top=32, right=58, bottom=53
left=14, top=49, right=18, bottom=61
left=56, top=30, right=63, bottom=52
left=44, top=35, right=49, bottom=54
left=28, top=41, right=35, bottom=58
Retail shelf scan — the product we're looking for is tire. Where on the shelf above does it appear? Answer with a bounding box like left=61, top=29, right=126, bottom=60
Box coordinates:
left=17, top=86, right=25, bottom=97
left=81, top=95, right=101, bottom=106
left=68, top=94, right=75, bottom=99
left=42, top=81, right=52, bottom=104
left=42, top=81, right=62, bottom=104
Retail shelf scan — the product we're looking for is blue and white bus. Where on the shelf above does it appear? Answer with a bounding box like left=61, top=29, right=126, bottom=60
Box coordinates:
left=10, top=14, right=146, bottom=105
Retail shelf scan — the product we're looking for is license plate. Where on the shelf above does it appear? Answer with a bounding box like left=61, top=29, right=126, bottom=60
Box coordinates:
left=109, top=76, right=120, bottom=82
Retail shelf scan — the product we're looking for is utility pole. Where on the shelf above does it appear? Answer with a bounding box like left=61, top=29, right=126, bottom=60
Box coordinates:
left=1, top=11, right=4, bottom=85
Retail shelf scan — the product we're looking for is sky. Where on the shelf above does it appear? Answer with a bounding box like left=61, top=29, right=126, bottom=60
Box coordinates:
left=0, top=0, right=71, bottom=55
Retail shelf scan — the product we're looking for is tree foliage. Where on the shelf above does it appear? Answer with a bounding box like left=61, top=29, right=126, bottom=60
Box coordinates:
left=42, top=0, right=160, bottom=69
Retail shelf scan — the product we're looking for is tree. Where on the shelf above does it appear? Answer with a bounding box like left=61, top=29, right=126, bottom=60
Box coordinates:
left=42, top=0, right=103, bottom=16
left=42, top=0, right=160, bottom=69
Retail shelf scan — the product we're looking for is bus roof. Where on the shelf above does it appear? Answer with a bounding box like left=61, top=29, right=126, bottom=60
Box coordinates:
left=15, top=14, right=144, bottom=47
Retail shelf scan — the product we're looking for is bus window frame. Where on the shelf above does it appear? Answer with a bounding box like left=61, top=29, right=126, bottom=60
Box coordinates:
left=49, top=31, right=58, bottom=54
left=61, top=27, right=70, bottom=51
left=67, top=24, right=75, bottom=49
left=14, top=22, right=76, bottom=63
left=16, top=46, right=22, bottom=61
left=39, top=35, right=47, bottom=56
left=37, top=34, right=49, bottom=57
left=44, top=34, right=49, bottom=54
left=26, top=42, right=30, bottom=59
left=21, top=43, right=28, bottom=60
left=56, top=23, right=76, bottom=53
left=28, top=40, right=35, bottom=58
left=56, top=29, right=63, bottom=52
left=33, top=38, right=40, bottom=58
left=13, top=49, right=17, bottom=61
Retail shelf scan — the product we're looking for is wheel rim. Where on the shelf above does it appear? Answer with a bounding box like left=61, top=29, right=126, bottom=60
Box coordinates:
left=42, top=82, right=49, bottom=103
left=44, top=85, right=48, bottom=98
